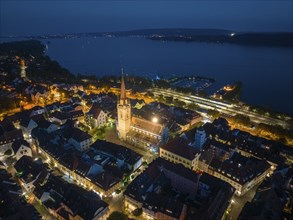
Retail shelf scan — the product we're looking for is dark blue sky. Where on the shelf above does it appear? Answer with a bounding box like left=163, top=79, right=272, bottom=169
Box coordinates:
left=0, top=1, right=292, bottom=36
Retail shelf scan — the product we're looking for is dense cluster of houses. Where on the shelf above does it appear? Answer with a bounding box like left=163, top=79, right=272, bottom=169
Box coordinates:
left=0, top=163, right=41, bottom=219
left=0, top=118, right=24, bottom=160
left=32, top=122, right=142, bottom=196
left=123, top=117, right=292, bottom=220
left=160, top=117, right=290, bottom=196
left=124, top=157, right=234, bottom=220
left=239, top=165, right=293, bottom=219
left=14, top=156, right=110, bottom=220
left=1, top=70, right=292, bottom=220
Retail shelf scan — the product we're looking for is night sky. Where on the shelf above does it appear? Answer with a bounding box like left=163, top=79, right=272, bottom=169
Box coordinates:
left=0, top=0, right=292, bottom=36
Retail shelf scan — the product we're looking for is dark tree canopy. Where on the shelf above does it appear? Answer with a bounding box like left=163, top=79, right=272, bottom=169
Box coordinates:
left=107, top=211, right=128, bottom=220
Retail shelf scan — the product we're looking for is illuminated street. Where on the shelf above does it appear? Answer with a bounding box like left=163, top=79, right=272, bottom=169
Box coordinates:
left=226, top=182, right=262, bottom=220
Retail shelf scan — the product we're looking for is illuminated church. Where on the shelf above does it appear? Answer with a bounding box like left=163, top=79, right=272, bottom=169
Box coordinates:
left=117, top=71, right=168, bottom=148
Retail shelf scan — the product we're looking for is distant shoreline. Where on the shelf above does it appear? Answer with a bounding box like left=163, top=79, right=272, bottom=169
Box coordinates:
left=1, top=28, right=293, bottom=48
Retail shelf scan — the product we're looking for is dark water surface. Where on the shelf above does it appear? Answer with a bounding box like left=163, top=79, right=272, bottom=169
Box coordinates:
left=38, top=37, right=293, bottom=114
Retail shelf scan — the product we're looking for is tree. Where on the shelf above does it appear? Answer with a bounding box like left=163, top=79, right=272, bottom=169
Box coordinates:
left=158, top=94, right=164, bottom=102
left=207, top=109, right=220, bottom=118
left=155, top=79, right=170, bottom=88
left=4, top=149, right=13, bottom=156
left=233, top=114, right=251, bottom=127
left=132, top=208, right=142, bottom=217
left=176, top=87, right=193, bottom=94
left=107, top=212, right=128, bottom=220
left=0, top=96, right=17, bottom=113
left=197, top=90, right=208, bottom=97
left=173, top=99, right=185, bottom=108
left=147, top=91, right=154, bottom=97
left=58, top=88, right=70, bottom=99
left=186, top=103, right=199, bottom=111
left=164, top=96, right=173, bottom=103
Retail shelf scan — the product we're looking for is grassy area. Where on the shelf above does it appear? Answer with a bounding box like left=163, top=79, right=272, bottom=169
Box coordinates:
left=78, top=123, right=90, bottom=132
left=89, top=126, right=106, bottom=141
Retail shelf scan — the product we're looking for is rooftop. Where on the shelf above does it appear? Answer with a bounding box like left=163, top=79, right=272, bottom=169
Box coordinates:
left=132, top=116, right=164, bottom=135
left=161, top=137, right=200, bottom=160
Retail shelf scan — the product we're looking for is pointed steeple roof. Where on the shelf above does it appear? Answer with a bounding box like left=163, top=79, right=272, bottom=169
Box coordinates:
left=120, top=68, right=127, bottom=104
left=121, top=68, right=126, bottom=99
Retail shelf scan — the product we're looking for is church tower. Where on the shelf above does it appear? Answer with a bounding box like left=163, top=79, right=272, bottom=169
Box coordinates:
left=20, top=59, right=27, bottom=79
left=117, top=69, right=131, bottom=140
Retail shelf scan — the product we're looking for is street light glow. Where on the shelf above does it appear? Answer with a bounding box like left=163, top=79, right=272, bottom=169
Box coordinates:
left=152, top=117, right=158, bottom=123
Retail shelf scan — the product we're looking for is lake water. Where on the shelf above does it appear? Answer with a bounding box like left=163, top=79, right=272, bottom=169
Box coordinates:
left=8, top=37, right=293, bottom=114
left=43, top=37, right=293, bottom=114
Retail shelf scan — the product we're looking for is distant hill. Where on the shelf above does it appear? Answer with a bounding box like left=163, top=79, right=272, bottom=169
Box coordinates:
left=103, top=29, right=293, bottom=47
left=3, top=28, right=293, bottom=47
left=0, top=40, right=45, bottom=57
left=103, top=28, right=232, bottom=36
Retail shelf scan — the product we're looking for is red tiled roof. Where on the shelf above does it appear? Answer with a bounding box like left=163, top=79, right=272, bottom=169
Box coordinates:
left=132, top=116, right=163, bottom=135
left=161, top=137, right=200, bottom=160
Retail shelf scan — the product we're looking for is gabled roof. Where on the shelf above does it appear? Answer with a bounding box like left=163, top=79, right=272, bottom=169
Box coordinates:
left=34, top=172, right=108, bottom=219
left=87, top=103, right=103, bottom=118
left=70, top=128, right=92, bottom=142
left=209, top=153, right=271, bottom=185
left=30, top=106, right=44, bottom=112
left=161, top=137, right=200, bottom=160
left=0, top=129, right=23, bottom=143
left=208, top=139, right=235, bottom=152
left=124, top=158, right=200, bottom=204
left=70, top=110, right=84, bottom=119
left=37, top=119, right=53, bottom=129
left=92, top=140, right=142, bottom=165
left=19, top=117, right=31, bottom=128
left=75, top=160, right=91, bottom=177
left=51, top=111, right=71, bottom=121
left=132, top=116, right=164, bottom=135
left=20, top=115, right=47, bottom=129
left=77, top=90, right=85, bottom=97
left=0, top=118, right=15, bottom=133
left=59, top=153, right=79, bottom=171
left=44, top=102, right=60, bottom=111
left=143, top=193, right=185, bottom=219
left=94, top=172, right=120, bottom=191
left=156, top=157, right=199, bottom=183
left=11, top=139, right=30, bottom=153
left=181, top=126, right=197, bottom=143
left=14, top=156, right=44, bottom=183
left=62, top=185, right=108, bottom=219
left=213, top=117, right=229, bottom=128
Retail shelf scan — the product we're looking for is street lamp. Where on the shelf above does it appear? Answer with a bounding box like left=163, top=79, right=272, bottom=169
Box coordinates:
left=152, top=117, right=158, bottom=123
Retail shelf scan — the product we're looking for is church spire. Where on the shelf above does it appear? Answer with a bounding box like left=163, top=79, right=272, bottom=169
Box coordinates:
left=117, top=68, right=131, bottom=140
left=120, top=68, right=127, bottom=104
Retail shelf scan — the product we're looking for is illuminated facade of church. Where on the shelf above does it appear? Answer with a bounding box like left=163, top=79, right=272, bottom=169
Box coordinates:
left=117, top=72, right=168, bottom=148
